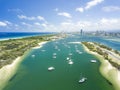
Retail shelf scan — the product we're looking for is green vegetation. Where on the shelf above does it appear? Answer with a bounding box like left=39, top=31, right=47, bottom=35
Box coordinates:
left=82, top=42, right=110, bottom=60
left=82, top=41, right=120, bottom=70
left=114, top=50, right=120, bottom=56
left=0, top=34, right=62, bottom=68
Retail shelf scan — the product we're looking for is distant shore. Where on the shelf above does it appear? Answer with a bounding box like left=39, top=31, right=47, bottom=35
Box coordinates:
left=0, top=41, right=47, bottom=90
left=82, top=44, right=120, bottom=90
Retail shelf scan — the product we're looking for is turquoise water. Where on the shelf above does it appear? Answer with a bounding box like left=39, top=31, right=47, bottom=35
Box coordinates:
left=4, top=34, right=120, bottom=90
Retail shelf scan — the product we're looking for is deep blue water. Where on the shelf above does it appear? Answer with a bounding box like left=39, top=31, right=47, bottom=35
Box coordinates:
left=0, top=32, right=53, bottom=40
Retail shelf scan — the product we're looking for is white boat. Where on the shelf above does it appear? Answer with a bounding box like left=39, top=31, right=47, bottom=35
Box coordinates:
left=48, top=67, right=55, bottom=71
left=66, top=57, right=70, bottom=60
left=90, top=60, right=97, bottom=63
left=68, top=60, right=73, bottom=65
left=53, top=56, right=56, bottom=58
left=55, top=46, right=58, bottom=49
left=53, top=53, right=57, bottom=55
left=58, top=49, right=60, bottom=51
left=78, top=51, right=82, bottom=54
left=32, top=55, right=35, bottom=57
left=69, top=53, right=72, bottom=56
left=79, top=77, right=87, bottom=83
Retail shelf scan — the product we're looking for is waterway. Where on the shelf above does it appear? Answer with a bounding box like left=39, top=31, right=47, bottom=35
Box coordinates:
left=4, top=34, right=120, bottom=90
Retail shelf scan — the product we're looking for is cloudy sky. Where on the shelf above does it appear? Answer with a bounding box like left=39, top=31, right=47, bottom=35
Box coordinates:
left=0, top=0, right=120, bottom=32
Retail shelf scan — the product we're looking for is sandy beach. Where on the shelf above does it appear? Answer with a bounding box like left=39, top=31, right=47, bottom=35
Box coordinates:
left=0, top=41, right=47, bottom=90
left=32, top=41, right=47, bottom=49
left=82, top=44, right=120, bottom=90
left=0, top=57, right=22, bottom=90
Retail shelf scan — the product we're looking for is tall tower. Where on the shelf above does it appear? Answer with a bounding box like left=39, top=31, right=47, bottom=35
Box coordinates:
left=80, top=29, right=83, bottom=36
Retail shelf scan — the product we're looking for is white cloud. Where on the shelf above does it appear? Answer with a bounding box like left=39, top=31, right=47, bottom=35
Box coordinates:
left=98, top=18, right=120, bottom=30
left=58, top=12, right=72, bottom=18
left=85, top=0, right=104, bottom=10
left=34, top=22, right=41, bottom=26
left=37, top=16, right=45, bottom=21
left=76, top=0, right=104, bottom=13
left=4, top=21, right=12, bottom=25
left=102, top=6, right=120, bottom=12
left=56, top=18, right=120, bottom=32
left=100, top=18, right=118, bottom=25
left=8, top=8, right=23, bottom=13
left=18, top=15, right=35, bottom=20
left=0, top=21, right=7, bottom=27
left=41, top=23, right=47, bottom=27
left=18, top=15, right=47, bottom=24
left=21, top=22, right=32, bottom=27
left=76, top=7, right=84, bottom=13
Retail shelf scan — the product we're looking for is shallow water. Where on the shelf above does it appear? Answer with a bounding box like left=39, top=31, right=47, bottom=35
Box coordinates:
left=4, top=34, right=120, bottom=90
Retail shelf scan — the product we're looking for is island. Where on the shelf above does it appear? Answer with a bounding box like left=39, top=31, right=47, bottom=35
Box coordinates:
left=82, top=42, right=120, bottom=90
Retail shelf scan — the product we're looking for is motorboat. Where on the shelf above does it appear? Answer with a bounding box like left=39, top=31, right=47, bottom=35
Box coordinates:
left=68, top=60, right=73, bottom=65
left=66, top=57, right=70, bottom=60
left=48, top=67, right=55, bottom=71
left=90, top=60, right=97, bottom=63
left=32, top=55, right=35, bottom=57
left=69, top=53, right=72, bottom=56
left=41, top=50, right=46, bottom=52
left=79, top=77, right=87, bottom=83
left=53, top=56, right=56, bottom=58
left=53, top=53, right=57, bottom=56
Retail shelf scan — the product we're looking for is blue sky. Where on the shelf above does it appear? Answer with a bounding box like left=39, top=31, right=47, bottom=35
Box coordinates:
left=0, top=0, right=120, bottom=32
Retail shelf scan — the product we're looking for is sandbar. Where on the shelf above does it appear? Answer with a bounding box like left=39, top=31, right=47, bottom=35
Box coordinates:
left=82, top=44, right=120, bottom=90
left=0, top=41, right=47, bottom=90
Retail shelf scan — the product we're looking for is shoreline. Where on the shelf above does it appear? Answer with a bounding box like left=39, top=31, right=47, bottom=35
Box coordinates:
left=0, top=41, right=47, bottom=90
left=82, top=44, right=120, bottom=90
left=0, top=57, right=23, bottom=90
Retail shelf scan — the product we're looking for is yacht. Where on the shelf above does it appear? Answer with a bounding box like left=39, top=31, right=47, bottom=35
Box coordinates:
left=32, top=55, right=35, bottom=57
left=69, top=53, right=72, bottom=56
left=79, top=77, right=87, bottom=83
left=66, top=57, right=70, bottom=60
left=58, top=49, right=60, bottom=51
left=53, top=53, right=57, bottom=56
left=68, top=60, right=73, bottom=65
left=48, top=67, right=55, bottom=71
left=90, top=60, right=97, bottom=63
left=53, top=56, right=56, bottom=58
left=78, top=51, right=82, bottom=54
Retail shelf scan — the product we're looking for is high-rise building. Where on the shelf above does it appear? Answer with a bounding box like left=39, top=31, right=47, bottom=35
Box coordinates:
left=80, top=29, right=83, bottom=35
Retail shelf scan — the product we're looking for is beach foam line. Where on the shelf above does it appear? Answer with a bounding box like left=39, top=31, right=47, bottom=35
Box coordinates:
left=82, top=44, right=120, bottom=90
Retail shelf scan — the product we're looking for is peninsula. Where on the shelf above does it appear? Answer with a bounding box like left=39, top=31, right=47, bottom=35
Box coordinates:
left=0, top=33, right=66, bottom=90
left=82, top=42, right=120, bottom=90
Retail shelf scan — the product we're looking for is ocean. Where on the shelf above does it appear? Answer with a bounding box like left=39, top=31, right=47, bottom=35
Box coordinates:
left=2, top=33, right=120, bottom=90
left=0, top=32, right=53, bottom=40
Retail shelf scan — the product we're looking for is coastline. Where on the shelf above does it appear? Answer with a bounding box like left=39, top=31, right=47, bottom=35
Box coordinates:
left=0, top=41, right=47, bottom=90
left=82, top=44, right=120, bottom=90
left=0, top=57, right=22, bottom=90
left=32, top=41, right=47, bottom=49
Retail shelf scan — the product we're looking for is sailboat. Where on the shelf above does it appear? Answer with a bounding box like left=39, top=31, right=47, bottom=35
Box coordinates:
left=79, top=74, right=87, bottom=83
